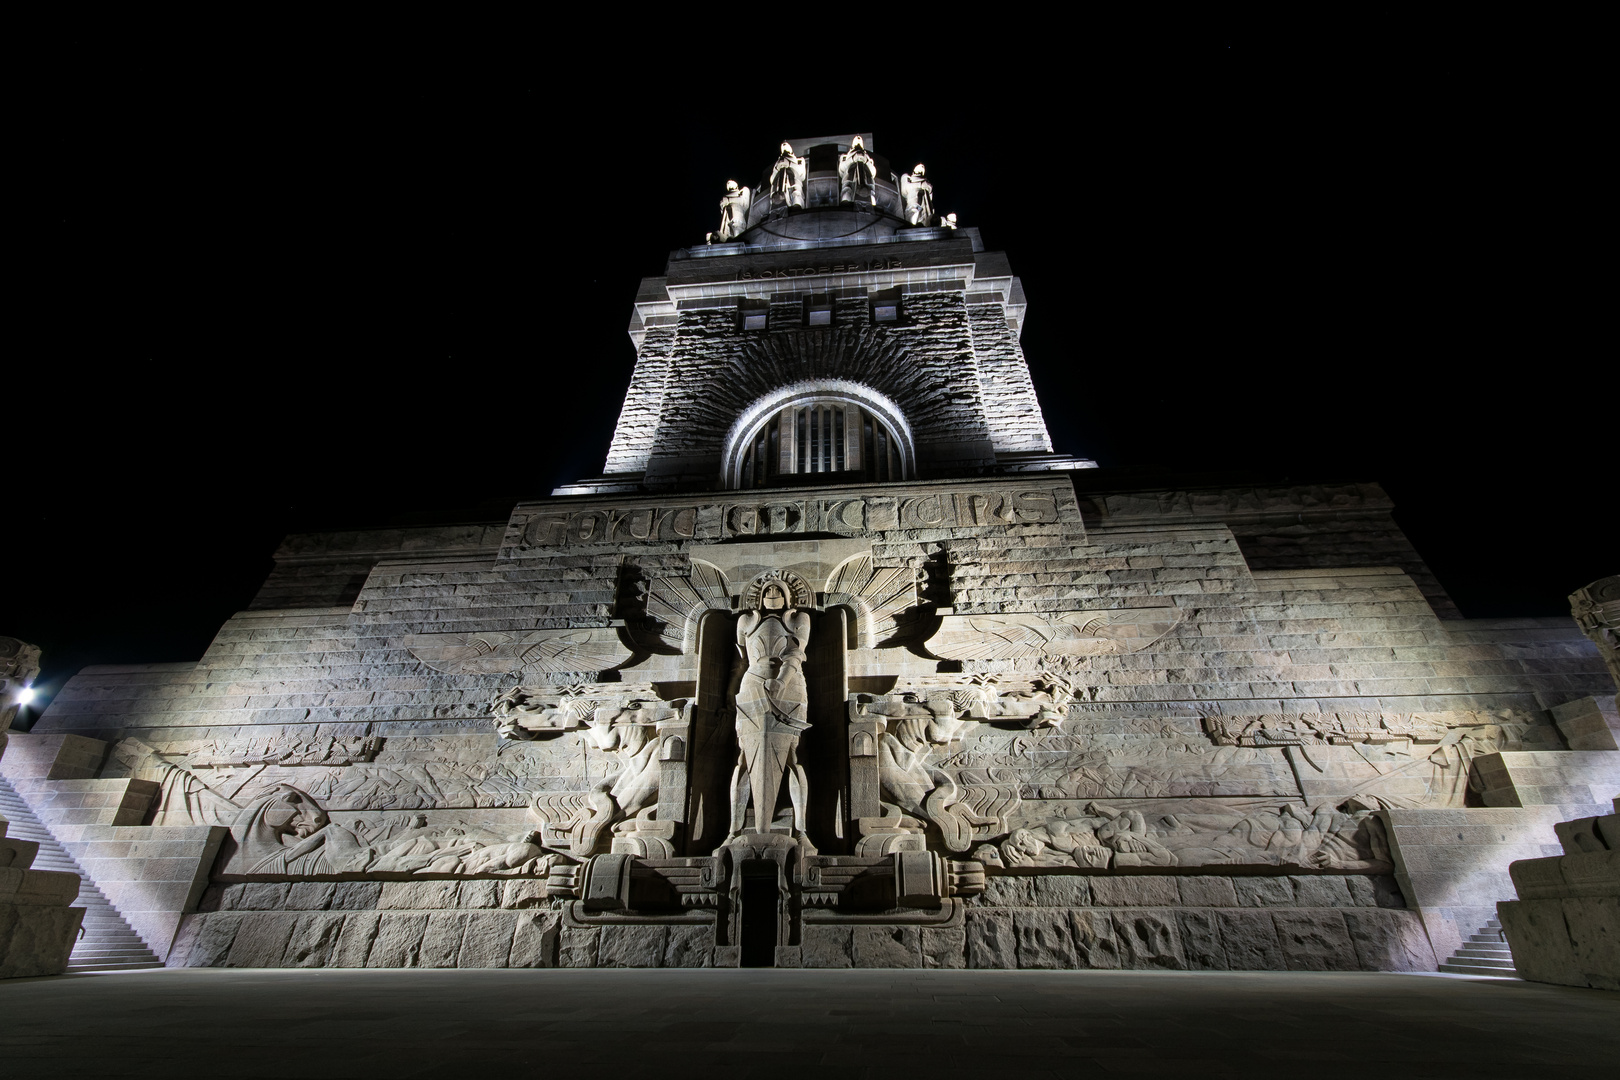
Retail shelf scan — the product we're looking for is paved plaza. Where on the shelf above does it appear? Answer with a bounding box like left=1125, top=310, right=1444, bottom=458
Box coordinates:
left=4, top=968, right=1617, bottom=1078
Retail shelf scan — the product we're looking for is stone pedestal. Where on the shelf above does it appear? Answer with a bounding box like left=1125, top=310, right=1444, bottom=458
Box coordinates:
left=0, top=821, right=85, bottom=978
left=1498, top=797, right=1620, bottom=990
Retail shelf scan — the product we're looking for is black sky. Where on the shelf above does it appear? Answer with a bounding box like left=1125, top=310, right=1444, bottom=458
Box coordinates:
left=10, top=40, right=1608, bottom=718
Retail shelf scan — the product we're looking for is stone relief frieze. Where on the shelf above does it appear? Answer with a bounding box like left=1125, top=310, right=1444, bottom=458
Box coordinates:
left=1202, top=709, right=1562, bottom=810
left=992, top=799, right=1393, bottom=874
left=117, top=734, right=580, bottom=823
left=849, top=677, right=1081, bottom=857
left=183, top=734, right=382, bottom=768
left=511, top=485, right=1066, bottom=550
left=925, top=606, right=1186, bottom=661
left=116, top=741, right=557, bottom=878
left=486, top=683, right=690, bottom=861
left=220, top=784, right=551, bottom=879
left=400, top=628, right=633, bottom=676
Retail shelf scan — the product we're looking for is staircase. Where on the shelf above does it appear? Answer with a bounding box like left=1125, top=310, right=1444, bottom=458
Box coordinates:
left=0, top=774, right=164, bottom=972
left=1437, top=918, right=1520, bottom=978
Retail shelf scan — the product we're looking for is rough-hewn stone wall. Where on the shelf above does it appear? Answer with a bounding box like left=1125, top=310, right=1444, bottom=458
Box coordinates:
left=25, top=476, right=1616, bottom=970
left=965, top=302, right=1051, bottom=454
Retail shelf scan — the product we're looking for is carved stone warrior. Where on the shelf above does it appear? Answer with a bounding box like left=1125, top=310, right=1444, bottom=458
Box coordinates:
left=838, top=135, right=877, bottom=206
left=726, top=580, right=812, bottom=844
left=900, top=164, right=933, bottom=225
left=769, top=140, right=806, bottom=210
left=708, top=180, right=752, bottom=243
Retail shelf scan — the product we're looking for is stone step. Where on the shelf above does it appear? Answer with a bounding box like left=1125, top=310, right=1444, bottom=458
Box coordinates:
left=1449, top=953, right=1516, bottom=968
left=0, top=773, right=164, bottom=971
left=1438, top=962, right=1521, bottom=978
left=1437, top=918, right=1520, bottom=979
left=67, top=961, right=165, bottom=972
left=1455, top=948, right=1514, bottom=961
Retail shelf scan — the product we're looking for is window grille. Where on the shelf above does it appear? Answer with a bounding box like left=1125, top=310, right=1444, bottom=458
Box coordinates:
left=737, top=402, right=903, bottom=488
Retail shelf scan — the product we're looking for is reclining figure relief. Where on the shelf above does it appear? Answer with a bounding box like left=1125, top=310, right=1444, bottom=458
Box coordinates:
left=220, top=783, right=551, bottom=879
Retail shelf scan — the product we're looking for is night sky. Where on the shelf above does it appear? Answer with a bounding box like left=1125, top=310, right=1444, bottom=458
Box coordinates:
left=10, top=43, right=1607, bottom=722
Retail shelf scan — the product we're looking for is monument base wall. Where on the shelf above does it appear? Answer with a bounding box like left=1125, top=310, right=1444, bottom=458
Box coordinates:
left=169, top=871, right=1431, bottom=972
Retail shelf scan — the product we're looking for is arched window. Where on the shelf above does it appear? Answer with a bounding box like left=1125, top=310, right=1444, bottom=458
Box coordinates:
left=723, top=381, right=913, bottom=489
left=736, top=402, right=905, bottom=488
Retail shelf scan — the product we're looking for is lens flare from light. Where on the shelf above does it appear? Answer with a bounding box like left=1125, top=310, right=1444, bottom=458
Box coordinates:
left=15, top=687, right=34, bottom=705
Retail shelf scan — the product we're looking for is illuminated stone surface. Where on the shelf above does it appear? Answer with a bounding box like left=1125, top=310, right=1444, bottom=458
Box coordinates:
left=4, top=134, right=1614, bottom=974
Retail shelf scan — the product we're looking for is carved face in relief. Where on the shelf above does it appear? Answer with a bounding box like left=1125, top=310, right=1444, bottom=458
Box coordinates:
left=725, top=180, right=740, bottom=194
left=913, top=164, right=925, bottom=176
left=258, top=787, right=327, bottom=840
left=761, top=583, right=787, bottom=611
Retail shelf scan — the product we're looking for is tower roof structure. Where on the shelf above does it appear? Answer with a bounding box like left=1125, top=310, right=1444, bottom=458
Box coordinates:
left=566, top=134, right=1094, bottom=496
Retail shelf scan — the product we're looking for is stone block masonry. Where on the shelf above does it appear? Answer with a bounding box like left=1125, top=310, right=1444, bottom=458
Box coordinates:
left=16, top=133, right=1617, bottom=973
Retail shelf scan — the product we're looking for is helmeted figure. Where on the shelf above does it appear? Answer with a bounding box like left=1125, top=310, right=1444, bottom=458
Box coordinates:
left=726, top=579, right=812, bottom=842
left=900, top=164, right=934, bottom=225
left=769, top=140, right=807, bottom=210
left=838, top=135, right=877, bottom=205
left=709, top=180, right=752, bottom=243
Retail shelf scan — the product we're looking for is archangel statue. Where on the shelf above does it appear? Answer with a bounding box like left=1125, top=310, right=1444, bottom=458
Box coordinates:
left=725, top=579, right=812, bottom=843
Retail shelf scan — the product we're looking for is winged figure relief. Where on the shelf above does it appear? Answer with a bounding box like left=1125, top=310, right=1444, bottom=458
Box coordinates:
left=400, top=628, right=633, bottom=676
left=638, top=559, right=732, bottom=653
left=926, top=607, right=1186, bottom=661
left=823, top=554, right=922, bottom=647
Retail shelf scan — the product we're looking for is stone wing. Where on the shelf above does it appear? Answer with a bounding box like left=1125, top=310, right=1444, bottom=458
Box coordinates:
left=401, top=629, right=632, bottom=675
left=640, top=559, right=731, bottom=653
left=824, top=554, right=921, bottom=647
left=927, top=614, right=1055, bottom=660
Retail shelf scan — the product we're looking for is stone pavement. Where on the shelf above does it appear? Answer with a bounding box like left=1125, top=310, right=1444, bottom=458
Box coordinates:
left=3, top=969, right=1617, bottom=1078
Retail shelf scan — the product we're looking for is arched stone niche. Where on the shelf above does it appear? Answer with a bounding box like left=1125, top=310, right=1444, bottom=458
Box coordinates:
left=722, top=380, right=915, bottom=490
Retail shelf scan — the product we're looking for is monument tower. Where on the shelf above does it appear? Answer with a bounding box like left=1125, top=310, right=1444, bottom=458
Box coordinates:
left=6, top=134, right=1614, bottom=973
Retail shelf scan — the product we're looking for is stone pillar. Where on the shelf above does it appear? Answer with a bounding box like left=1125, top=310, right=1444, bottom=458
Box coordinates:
left=1497, top=798, right=1620, bottom=990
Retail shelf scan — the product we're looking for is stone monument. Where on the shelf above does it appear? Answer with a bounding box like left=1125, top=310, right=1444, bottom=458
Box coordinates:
left=4, top=134, right=1615, bottom=973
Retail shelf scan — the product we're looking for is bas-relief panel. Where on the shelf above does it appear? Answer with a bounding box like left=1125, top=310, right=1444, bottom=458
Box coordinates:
left=505, top=483, right=1071, bottom=552
left=844, top=680, right=1565, bottom=874
left=102, top=495, right=1573, bottom=963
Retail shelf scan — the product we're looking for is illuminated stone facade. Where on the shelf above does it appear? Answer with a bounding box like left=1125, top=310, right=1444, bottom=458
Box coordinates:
left=5, top=134, right=1615, bottom=973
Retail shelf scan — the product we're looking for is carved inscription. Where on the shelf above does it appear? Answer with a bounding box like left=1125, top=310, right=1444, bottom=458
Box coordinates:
left=736, top=257, right=901, bottom=280
left=520, top=487, right=1064, bottom=548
